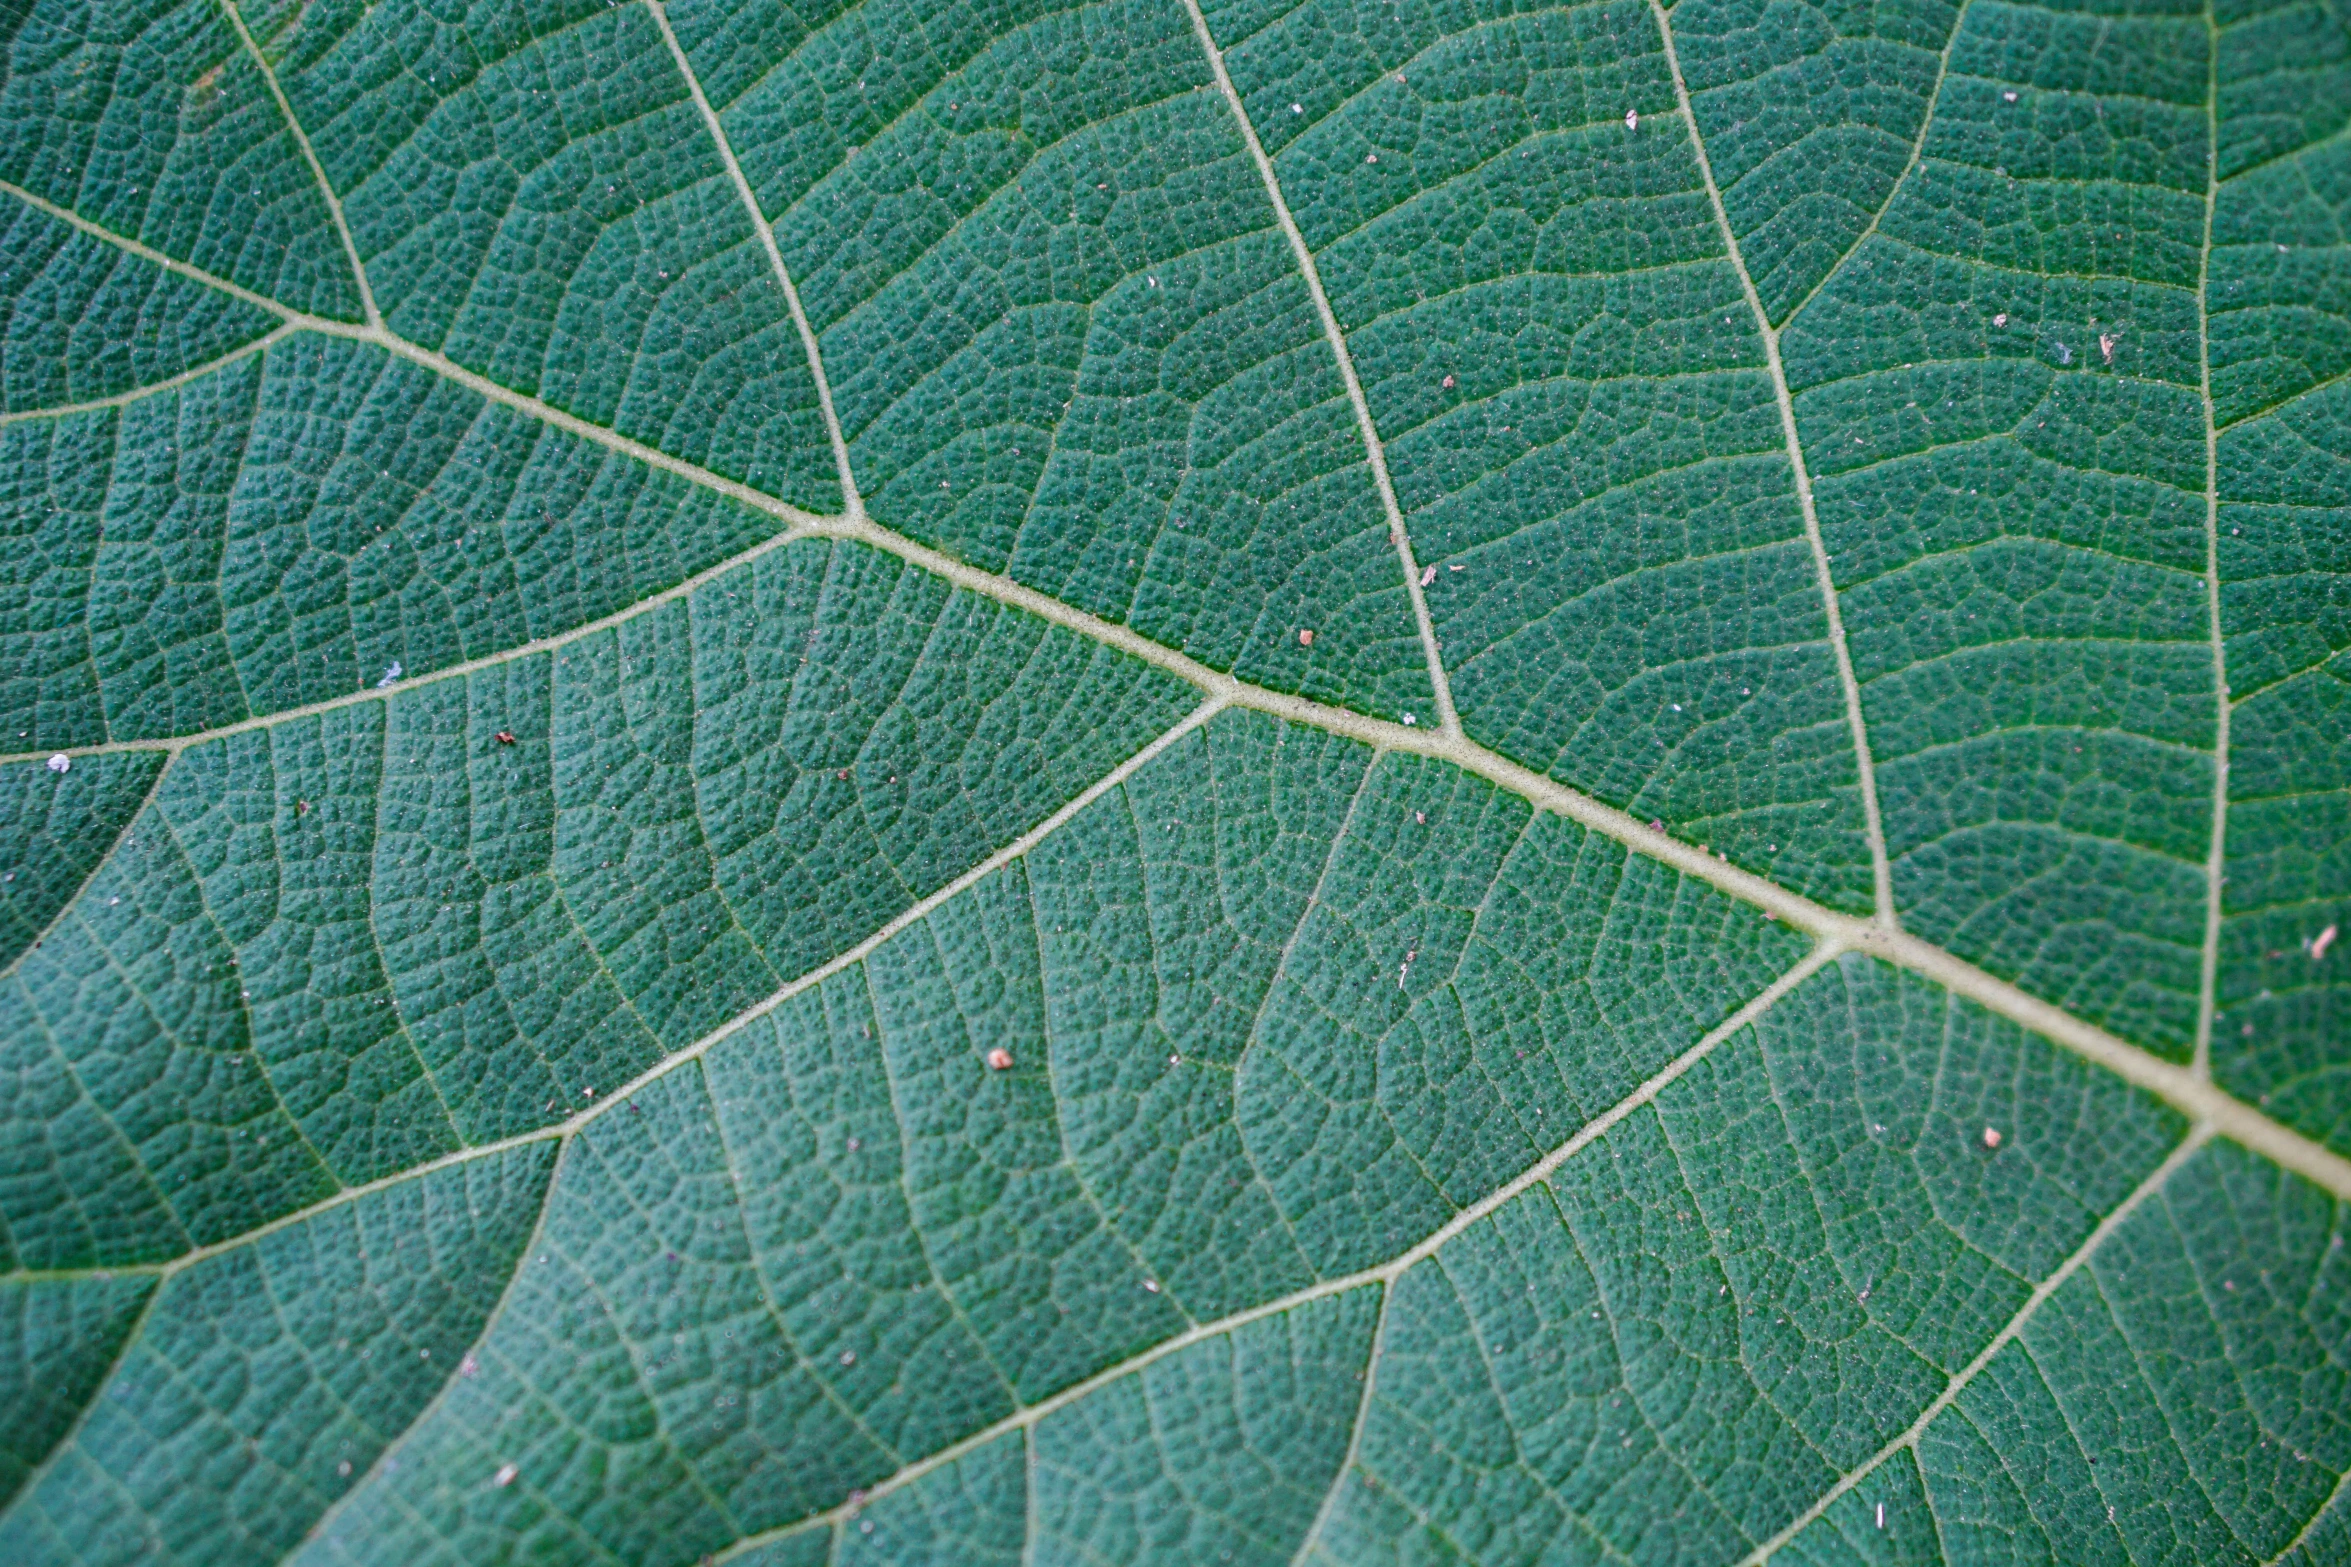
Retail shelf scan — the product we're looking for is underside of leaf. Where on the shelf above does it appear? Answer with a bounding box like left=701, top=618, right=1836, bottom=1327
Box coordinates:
left=1, top=0, right=2346, bottom=1561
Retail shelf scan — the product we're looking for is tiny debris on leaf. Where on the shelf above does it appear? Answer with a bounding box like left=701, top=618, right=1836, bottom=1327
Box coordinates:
left=377, top=661, right=402, bottom=689
left=1142, top=1279, right=1160, bottom=1293
left=1982, top=1126, right=2003, bottom=1150
left=1298, top=628, right=1315, bottom=647
left=495, top=730, right=516, bottom=745
left=1993, top=312, right=2008, bottom=327
left=2312, top=924, right=2339, bottom=961
left=493, top=1463, right=519, bottom=1488
left=986, top=1047, right=1015, bottom=1070
left=1419, top=564, right=1436, bottom=586
left=45, top=754, right=68, bottom=774
left=1624, top=108, right=1638, bottom=131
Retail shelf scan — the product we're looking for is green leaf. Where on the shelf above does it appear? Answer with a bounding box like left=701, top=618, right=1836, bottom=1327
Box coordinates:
left=1, top=0, right=2347, bottom=1560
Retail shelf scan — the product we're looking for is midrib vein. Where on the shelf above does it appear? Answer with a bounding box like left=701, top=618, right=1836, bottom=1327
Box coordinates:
left=1645, top=0, right=1898, bottom=923
left=1178, top=0, right=1460, bottom=738
left=2, top=179, right=2348, bottom=1210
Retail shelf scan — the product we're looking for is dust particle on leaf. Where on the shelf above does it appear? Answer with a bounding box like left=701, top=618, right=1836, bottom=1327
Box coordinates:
left=1982, top=1126, right=2003, bottom=1150
left=986, top=1047, right=1014, bottom=1070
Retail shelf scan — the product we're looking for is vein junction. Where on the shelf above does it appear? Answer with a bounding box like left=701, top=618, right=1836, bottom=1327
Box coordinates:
left=4, top=0, right=2351, bottom=1559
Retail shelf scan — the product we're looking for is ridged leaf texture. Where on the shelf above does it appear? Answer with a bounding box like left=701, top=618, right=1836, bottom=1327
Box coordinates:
left=1, top=0, right=2348, bottom=1561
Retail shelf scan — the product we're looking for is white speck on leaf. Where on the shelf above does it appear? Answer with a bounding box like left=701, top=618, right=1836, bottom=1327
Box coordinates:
left=1982, top=1126, right=2003, bottom=1150
left=493, top=1463, right=518, bottom=1488
left=1420, top=565, right=1436, bottom=586
left=1298, top=628, right=1314, bottom=646
left=2312, top=924, right=2339, bottom=961
left=2100, top=333, right=2116, bottom=363
left=986, top=1047, right=1015, bottom=1070
left=376, top=662, right=402, bottom=688
left=1624, top=108, right=1638, bottom=131
left=46, top=754, right=68, bottom=774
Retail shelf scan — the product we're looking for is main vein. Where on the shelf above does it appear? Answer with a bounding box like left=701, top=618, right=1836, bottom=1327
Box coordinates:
left=1645, top=0, right=1898, bottom=924
left=1, top=176, right=2347, bottom=1205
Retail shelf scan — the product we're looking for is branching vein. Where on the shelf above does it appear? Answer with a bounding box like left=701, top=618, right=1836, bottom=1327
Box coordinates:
left=1646, top=0, right=1897, bottom=924
left=1740, top=1123, right=2215, bottom=1565
left=1179, top=0, right=1460, bottom=738
left=1, top=153, right=2346, bottom=1217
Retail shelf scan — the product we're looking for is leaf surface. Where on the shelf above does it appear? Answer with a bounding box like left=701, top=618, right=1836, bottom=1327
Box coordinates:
left=1, top=0, right=2347, bottom=1561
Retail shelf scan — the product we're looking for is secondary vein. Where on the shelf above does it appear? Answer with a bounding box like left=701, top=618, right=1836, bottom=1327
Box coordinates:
left=645, top=0, right=867, bottom=519
left=1179, top=0, right=1461, bottom=739
left=2193, top=0, right=2231, bottom=1083
left=1645, top=0, right=1898, bottom=925
left=0, top=177, right=2345, bottom=1205
left=1737, top=1123, right=2215, bottom=1565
